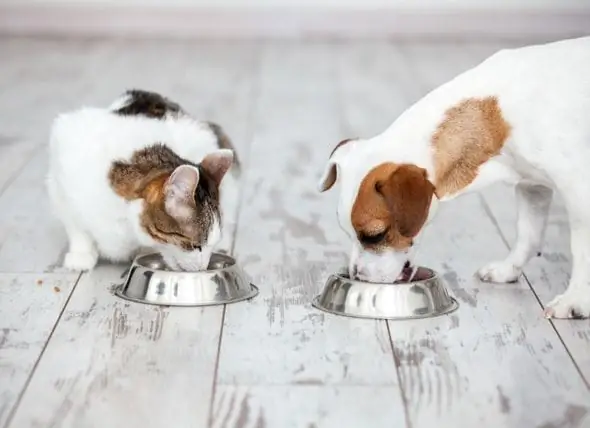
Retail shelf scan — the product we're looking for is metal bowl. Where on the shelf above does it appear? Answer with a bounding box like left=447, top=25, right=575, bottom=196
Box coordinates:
left=312, top=267, right=458, bottom=320
left=114, top=252, right=258, bottom=307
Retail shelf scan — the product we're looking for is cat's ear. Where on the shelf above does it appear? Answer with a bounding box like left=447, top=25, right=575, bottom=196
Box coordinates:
left=164, top=165, right=200, bottom=219
left=201, top=149, right=234, bottom=186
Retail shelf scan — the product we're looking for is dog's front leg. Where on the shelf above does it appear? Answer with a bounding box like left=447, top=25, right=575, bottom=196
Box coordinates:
left=478, top=182, right=553, bottom=283
left=545, top=214, right=590, bottom=319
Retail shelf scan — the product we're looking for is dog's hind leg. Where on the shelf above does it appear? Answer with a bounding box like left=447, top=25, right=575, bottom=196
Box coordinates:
left=477, top=182, right=553, bottom=283
left=544, top=189, right=590, bottom=319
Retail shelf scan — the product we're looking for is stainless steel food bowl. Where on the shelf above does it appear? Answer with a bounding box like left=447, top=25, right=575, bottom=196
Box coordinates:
left=115, top=252, right=258, bottom=307
left=312, top=267, right=458, bottom=320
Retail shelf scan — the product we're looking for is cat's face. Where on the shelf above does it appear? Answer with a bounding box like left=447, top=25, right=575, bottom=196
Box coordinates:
left=138, top=150, right=233, bottom=271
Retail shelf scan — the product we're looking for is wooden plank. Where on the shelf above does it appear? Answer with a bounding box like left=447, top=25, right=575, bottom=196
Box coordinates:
left=0, top=273, right=78, bottom=428
left=0, top=140, right=38, bottom=197
left=378, top=42, right=590, bottom=428
left=6, top=40, right=261, bottom=428
left=0, top=149, right=68, bottom=273
left=211, top=386, right=404, bottom=428
left=8, top=265, right=223, bottom=428
left=0, top=39, right=109, bottom=199
left=214, top=42, right=407, bottom=426
left=0, top=38, right=100, bottom=136
left=336, top=41, right=424, bottom=137
left=0, top=39, right=103, bottom=423
left=389, top=192, right=590, bottom=427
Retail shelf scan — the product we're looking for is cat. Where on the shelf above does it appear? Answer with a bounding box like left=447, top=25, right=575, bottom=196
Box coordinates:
left=47, top=89, right=240, bottom=272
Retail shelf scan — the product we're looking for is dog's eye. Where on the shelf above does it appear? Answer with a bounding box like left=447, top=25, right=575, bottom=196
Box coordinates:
left=359, top=230, right=388, bottom=245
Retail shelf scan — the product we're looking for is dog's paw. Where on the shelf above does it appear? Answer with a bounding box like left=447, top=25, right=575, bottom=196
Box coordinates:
left=476, top=261, right=521, bottom=283
left=64, top=251, right=98, bottom=271
left=544, top=291, right=590, bottom=319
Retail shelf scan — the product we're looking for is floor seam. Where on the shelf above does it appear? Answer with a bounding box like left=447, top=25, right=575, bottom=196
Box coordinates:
left=206, top=44, right=265, bottom=428
left=0, top=144, right=40, bottom=200
left=3, top=271, right=83, bottom=428
left=386, top=321, right=413, bottom=428
left=478, top=193, right=589, bottom=390
left=207, top=305, right=227, bottom=427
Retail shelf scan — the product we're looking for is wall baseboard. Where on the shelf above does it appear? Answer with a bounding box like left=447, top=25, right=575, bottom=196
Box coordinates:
left=0, top=5, right=589, bottom=39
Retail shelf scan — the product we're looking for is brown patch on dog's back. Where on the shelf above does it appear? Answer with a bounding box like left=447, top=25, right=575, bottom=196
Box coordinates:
left=432, top=96, right=511, bottom=197
left=352, top=163, right=434, bottom=251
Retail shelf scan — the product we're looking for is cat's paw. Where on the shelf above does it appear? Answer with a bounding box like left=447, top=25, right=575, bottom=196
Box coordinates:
left=64, top=251, right=98, bottom=271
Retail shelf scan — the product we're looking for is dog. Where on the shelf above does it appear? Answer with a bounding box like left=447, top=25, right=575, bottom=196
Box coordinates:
left=317, top=36, right=590, bottom=319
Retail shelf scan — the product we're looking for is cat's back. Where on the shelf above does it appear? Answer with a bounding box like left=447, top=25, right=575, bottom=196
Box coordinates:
left=50, top=106, right=218, bottom=173
left=50, top=107, right=167, bottom=167
left=47, top=91, right=230, bottom=261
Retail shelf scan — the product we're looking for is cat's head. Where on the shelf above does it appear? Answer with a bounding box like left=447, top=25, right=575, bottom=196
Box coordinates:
left=138, top=149, right=234, bottom=271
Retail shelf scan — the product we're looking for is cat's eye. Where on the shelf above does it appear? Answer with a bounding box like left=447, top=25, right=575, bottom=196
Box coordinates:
left=188, top=243, right=202, bottom=252
left=359, top=229, right=389, bottom=245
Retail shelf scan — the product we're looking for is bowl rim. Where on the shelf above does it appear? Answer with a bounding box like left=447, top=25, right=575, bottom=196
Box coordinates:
left=330, top=266, right=439, bottom=286
left=311, top=295, right=459, bottom=321
left=114, top=283, right=259, bottom=307
left=132, top=251, right=238, bottom=274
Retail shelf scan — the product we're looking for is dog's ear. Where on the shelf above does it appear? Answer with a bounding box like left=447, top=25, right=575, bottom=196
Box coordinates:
left=318, top=160, right=338, bottom=192
left=318, top=138, right=356, bottom=192
left=377, top=164, right=434, bottom=237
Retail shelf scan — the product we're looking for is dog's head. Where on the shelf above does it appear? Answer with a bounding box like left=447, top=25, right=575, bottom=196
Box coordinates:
left=318, top=138, right=438, bottom=283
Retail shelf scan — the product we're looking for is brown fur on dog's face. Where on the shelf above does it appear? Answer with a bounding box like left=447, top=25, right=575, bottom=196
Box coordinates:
left=109, top=144, right=233, bottom=267
left=351, top=163, right=435, bottom=252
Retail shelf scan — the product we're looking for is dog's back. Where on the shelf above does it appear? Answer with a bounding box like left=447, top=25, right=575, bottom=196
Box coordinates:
left=484, top=37, right=590, bottom=179
left=396, top=36, right=590, bottom=180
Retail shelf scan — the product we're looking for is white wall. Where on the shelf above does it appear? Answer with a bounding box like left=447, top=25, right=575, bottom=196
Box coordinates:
left=1, top=0, right=589, bottom=38
left=3, top=0, right=590, bottom=9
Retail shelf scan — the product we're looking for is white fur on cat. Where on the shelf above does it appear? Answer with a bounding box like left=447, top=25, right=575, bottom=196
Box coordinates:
left=47, top=101, right=237, bottom=271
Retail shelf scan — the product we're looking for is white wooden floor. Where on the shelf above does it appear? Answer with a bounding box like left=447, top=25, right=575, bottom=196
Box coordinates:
left=0, top=37, right=589, bottom=428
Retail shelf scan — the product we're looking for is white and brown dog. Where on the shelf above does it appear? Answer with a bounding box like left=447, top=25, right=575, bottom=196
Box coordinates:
left=318, top=36, right=590, bottom=319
